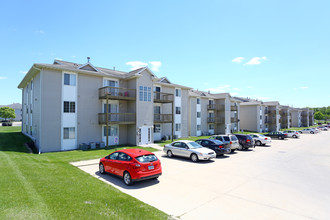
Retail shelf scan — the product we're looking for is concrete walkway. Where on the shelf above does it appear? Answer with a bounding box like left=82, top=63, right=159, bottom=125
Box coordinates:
left=71, top=132, right=330, bottom=220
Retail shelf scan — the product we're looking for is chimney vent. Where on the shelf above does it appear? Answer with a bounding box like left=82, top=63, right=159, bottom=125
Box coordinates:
left=87, top=57, right=90, bottom=63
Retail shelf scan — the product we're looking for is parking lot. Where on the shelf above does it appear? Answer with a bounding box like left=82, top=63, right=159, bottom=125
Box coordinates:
left=72, top=131, right=330, bottom=220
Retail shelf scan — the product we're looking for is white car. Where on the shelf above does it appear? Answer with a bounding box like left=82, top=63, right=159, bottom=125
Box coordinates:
left=282, top=130, right=301, bottom=138
left=299, top=128, right=318, bottom=134
left=164, top=140, right=216, bottom=162
left=249, top=134, right=272, bottom=146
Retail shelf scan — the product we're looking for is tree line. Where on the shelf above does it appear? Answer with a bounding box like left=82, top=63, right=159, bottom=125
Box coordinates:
left=309, top=107, right=330, bottom=121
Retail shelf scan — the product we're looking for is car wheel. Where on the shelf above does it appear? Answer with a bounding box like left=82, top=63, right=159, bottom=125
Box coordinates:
left=311, top=131, right=314, bottom=134
left=256, top=141, right=262, bottom=146
left=191, top=153, right=198, bottom=162
left=167, top=150, right=173, bottom=158
left=279, top=136, right=283, bottom=140
left=231, top=149, right=236, bottom=153
left=123, top=171, right=133, bottom=186
left=293, top=135, right=297, bottom=138
left=99, top=163, right=105, bottom=174
left=238, top=144, right=243, bottom=150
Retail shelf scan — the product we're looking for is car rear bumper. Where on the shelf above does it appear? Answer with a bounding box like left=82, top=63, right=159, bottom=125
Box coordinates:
left=215, top=148, right=231, bottom=155
left=261, top=139, right=272, bottom=144
left=133, top=173, right=162, bottom=182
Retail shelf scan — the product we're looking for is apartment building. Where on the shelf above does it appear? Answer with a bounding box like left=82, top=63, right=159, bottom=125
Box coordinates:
left=18, top=59, right=191, bottom=152
left=238, top=100, right=265, bottom=132
left=279, top=105, right=291, bottom=129
left=290, top=108, right=302, bottom=127
left=188, top=91, right=240, bottom=135
left=263, top=101, right=281, bottom=131
left=300, top=108, right=310, bottom=127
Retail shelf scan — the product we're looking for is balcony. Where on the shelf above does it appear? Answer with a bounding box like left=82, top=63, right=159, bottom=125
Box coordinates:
left=207, top=117, right=225, bottom=124
left=281, top=112, right=288, bottom=116
left=265, top=118, right=276, bottom=124
left=267, top=110, right=277, bottom=115
left=154, top=92, right=174, bottom=103
left=207, top=104, right=225, bottom=111
left=98, top=113, right=136, bottom=124
left=231, top=105, right=238, bottom=111
left=99, top=86, right=136, bottom=100
left=154, top=114, right=173, bottom=123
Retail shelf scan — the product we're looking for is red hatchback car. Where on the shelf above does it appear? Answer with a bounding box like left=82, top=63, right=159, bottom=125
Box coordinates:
left=99, top=149, right=162, bottom=185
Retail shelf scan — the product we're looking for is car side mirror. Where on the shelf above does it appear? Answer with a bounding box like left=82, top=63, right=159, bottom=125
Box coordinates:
left=105, top=156, right=109, bottom=159
left=185, top=146, right=189, bottom=149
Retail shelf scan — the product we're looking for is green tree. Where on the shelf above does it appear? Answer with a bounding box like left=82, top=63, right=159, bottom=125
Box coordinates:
left=314, top=111, right=324, bottom=120
left=0, top=107, right=16, bottom=121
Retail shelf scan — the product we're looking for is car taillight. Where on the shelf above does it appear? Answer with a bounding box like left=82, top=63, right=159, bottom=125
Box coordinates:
left=230, top=141, right=232, bottom=145
left=265, top=138, right=268, bottom=140
left=284, top=134, right=287, bottom=136
left=131, top=163, right=141, bottom=168
left=247, top=139, right=250, bottom=142
left=296, top=132, right=298, bottom=134
left=219, top=145, right=224, bottom=148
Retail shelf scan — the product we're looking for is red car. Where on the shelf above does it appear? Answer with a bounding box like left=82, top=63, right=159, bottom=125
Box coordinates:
left=99, top=149, right=162, bottom=185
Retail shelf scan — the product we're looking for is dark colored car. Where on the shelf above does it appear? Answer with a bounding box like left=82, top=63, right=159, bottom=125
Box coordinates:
left=195, top=139, right=231, bottom=156
left=264, top=131, right=288, bottom=140
left=234, top=134, right=254, bottom=150
left=208, top=135, right=231, bottom=148
left=99, top=149, right=162, bottom=186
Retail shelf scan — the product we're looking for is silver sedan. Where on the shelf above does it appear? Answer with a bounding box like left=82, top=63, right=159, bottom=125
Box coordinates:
left=164, top=140, right=216, bottom=162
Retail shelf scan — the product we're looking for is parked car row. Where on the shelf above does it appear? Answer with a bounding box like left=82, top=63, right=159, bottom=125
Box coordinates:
left=98, top=127, right=324, bottom=186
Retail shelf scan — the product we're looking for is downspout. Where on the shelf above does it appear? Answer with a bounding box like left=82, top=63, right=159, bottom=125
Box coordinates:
left=33, top=65, right=42, bottom=154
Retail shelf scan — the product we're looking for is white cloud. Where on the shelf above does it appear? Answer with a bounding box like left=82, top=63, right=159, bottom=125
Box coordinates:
left=233, top=88, right=240, bottom=91
left=0, top=76, right=8, bottom=80
left=232, top=57, right=244, bottom=63
left=245, top=56, right=267, bottom=65
left=207, top=85, right=231, bottom=93
left=19, top=71, right=27, bottom=74
left=36, top=30, right=45, bottom=34
left=149, top=61, right=162, bottom=72
left=71, top=55, right=76, bottom=58
left=300, top=86, right=309, bottom=89
left=55, top=57, right=63, bottom=60
left=126, top=61, right=148, bottom=71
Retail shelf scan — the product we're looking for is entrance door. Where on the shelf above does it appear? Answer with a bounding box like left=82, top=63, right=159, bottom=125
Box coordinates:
left=103, top=125, right=119, bottom=146
left=139, top=126, right=152, bottom=145
left=103, top=103, right=119, bottom=122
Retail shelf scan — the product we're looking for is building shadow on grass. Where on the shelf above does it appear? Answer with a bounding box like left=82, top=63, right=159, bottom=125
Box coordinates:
left=95, top=171, right=160, bottom=189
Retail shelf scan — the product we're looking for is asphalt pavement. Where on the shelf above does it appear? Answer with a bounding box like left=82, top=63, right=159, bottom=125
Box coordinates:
left=71, top=131, right=330, bottom=220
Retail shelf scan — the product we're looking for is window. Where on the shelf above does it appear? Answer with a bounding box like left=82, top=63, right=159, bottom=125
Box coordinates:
left=148, top=128, right=151, bottom=142
left=139, top=86, right=143, bottom=101
left=154, top=106, right=161, bottom=114
left=63, top=127, right=75, bottom=139
left=197, top=125, right=201, bottom=131
left=64, top=73, right=76, bottom=86
left=117, top=152, right=131, bottom=161
left=176, top=107, right=181, bottom=114
left=209, top=124, right=214, bottom=130
left=197, top=112, right=201, bottom=118
left=148, top=87, right=151, bottom=102
left=144, top=86, right=147, bottom=101
left=140, top=86, right=151, bottom=102
left=172, top=142, right=183, bottom=148
left=197, top=98, right=200, bottom=104
left=154, top=124, right=161, bottom=133
left=136, top=154, right=158, bottom=163
left=109, top=152, right=119, bottom=160
left=64, top=101, right=75, bottom=113
left=175, top=89, right=181, bottom=97
left=103, top=126, right=118, bottom=136
left=175, top=123, right=181, bottom=131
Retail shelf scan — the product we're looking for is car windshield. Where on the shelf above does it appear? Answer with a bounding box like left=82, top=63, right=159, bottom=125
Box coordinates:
left=230, top=136, right=238, bottom=141
left=223, top=136, right=230, bottom=141
left=187, top=142, right=203, bottom=149
left=135, top=154, right=158, bottom=163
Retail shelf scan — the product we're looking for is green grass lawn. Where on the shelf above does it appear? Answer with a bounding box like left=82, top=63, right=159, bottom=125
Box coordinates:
left=0, top=126, right=168, bottom=220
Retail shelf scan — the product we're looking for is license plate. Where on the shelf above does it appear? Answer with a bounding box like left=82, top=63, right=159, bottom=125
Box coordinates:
left=148, top=165, right=154, bottom=170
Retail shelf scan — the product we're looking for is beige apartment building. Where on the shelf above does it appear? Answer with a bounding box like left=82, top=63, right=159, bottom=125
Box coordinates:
left=279, top=105, right=291, bottom=129
left=18, top=59, right=191, bottom=153
left=290, top=108, right=302, bottom=127
left=188, top=91, right=240, bottom=135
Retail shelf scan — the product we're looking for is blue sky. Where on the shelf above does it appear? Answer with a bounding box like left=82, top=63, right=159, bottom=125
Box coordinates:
left=1, top=0, right=329, bottom=107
